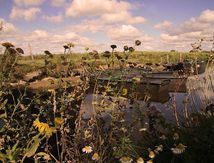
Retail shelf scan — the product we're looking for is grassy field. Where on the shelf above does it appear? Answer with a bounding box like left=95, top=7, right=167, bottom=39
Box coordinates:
left=13, top=51, right=211, bottom=73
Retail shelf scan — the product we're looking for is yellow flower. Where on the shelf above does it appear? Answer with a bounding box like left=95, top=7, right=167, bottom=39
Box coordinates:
left=156, top=144, right=163, bottom=152
left=147, top=160, right=153, bottom=163
left=119, top=156, right=133, bottom=163
left=132, top=77, right=141, bottom=83
left=137, top=157, right=144, bottom=163
left=122, top=88, right=128, bottom=96
left=82, top=146, right=93, bottom=153
left=171, top=143, right=187, bottom=154
left=33, top=119, right=55, bottom=137
left=92, top=153, right=100, bottom=161
left=54, top=117, right=64, bottom=126
left=149, top=151, right=155, bottom=159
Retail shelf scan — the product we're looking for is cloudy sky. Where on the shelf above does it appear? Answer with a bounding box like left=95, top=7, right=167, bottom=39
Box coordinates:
left=0, top=0, right=214, bottom=55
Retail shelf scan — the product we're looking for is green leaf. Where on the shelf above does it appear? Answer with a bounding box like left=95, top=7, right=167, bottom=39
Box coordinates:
left=24, top=135, right=41, bottom=158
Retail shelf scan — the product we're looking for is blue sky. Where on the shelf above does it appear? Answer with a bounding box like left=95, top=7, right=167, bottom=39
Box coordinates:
left=0, top=0, right=214, bottom=54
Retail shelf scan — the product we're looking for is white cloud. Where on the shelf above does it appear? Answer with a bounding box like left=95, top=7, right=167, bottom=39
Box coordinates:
left=156, top=9, right=214, bottom=52
left=14, top=0, right=44, bottom=6
left=167, top=10, right=214, bottom=36
left=198, top=9, right=214, bottom=23
left=51, top=0, right=65, bottom=7
left=0, top=18, right=18, bottom=34
left=154, top=20, right=172, bottom=30
left=101, top=11, right=146, bottom=24
left=10, top=6, right=41, bottom=21
left=43, top=14, right=63, bottom=23
left=66, top=0, right=131, bottom=17
left=1, top=28, right=94, bottom=54
left=107, top=24, right=152, bottom=43
left=66, top=0, right=145, bottom=24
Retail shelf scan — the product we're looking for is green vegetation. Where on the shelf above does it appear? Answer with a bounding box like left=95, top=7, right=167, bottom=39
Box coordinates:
left=0, top=41, right=214, bottom=163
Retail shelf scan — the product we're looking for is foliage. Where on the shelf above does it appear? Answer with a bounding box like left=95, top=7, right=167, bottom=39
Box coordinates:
left=0, top=40, right=214, bottom=162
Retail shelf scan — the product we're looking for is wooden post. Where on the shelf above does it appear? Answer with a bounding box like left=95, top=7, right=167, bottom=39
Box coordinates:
left=167, top=54, right=169, bottom=63
left=28, top=43, right=34, bottom=61
left=0, top=21, right=3, bottom=31
left=179, top=53, right=182, bottom=62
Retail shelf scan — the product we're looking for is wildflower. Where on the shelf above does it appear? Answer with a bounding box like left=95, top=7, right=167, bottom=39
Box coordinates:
left=171, top=143, right=187, bottom=154
left=137, top=157, right=144, bottom=163
left=156, top=144, right=163, bottom=152
left=173, top=133, right=179, bottom=140
left=132, top=77, right=141, bottom=82
left=54, top=117, right=64, bottom=127
left=147, top=160, right=153, bottom=163
left=149, top=151, right=155, bottom=159
left=121, top=127, right=127, bottom=132
left=82, top=146, right=93, bottom=153
left=33, top=119, right=55, bottom=137
left=119, top=156, right=133, bottom=163
left=139, top=128, right=147, bottom=132
left=92, top=153, right=100, bottom=161
left=122, top=88, right=128, bottom=96
left=84, top=130, right=92, bottom=139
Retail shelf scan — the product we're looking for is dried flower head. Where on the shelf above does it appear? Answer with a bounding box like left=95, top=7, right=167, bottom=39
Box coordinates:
left=44, top=50, right=53, bottom=58
left=16, top=48, right=24, bottom=54
left=124, top=45, right=129, bottom=51
left=111, top=44, right=117, bottom=49
left=63, top=45, right=69, bottom=49
left=115, top=52, right=123, bottom=60
left=135, top=40, right=141, bottom=46
left=2, top=42, right=14, bottom=49
left=103, top=51, right=111, bottom=58
left=129, top=47, right=135, bottom=52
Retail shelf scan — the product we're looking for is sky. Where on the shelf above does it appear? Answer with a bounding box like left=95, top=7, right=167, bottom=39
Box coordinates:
left=0, top=0, right=214, bottom=55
